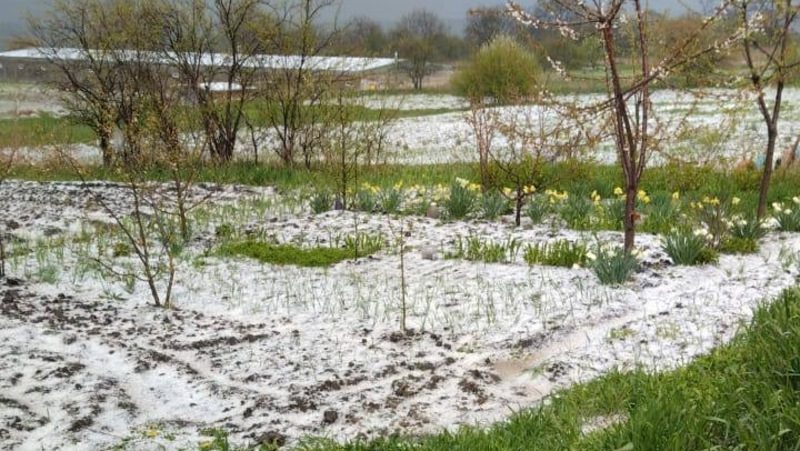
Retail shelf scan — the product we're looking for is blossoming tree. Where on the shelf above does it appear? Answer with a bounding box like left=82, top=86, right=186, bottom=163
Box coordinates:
left=506, top=0, right=745, bottom=252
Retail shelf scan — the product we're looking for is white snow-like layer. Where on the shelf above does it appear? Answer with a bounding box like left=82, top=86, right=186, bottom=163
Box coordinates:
left=1, top=180, right=800, bottom=450
left=14, top=88, right=800, bottom=166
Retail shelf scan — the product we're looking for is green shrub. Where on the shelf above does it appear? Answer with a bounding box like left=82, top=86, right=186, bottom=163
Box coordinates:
left=589, top=247, right=638, bottom=285
left=452, top=35, right=540, bottom=104
left=663, top=231, right=718, bottom=265
left=523, top=241, right=588, bottom=267
left=444, top=182, right=477, bottom=220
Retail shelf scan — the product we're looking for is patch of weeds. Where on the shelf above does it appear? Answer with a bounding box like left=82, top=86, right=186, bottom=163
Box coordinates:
left=339, top=233, right=384, bottom=256
left=112, top=241, right=132, bottom=257
left=36, top=264, right=60, bottom=284
left=480, top=191, right=510, bottom=220
left=523, top=240, right=588, bottom=267
left=662, top=230, right=718, bottom=265
left=199, top=428, right=277, bottom=451
left=218, top=237, right=381, bottom=267
left=608, top=326, right=635, bottom=341
left=215, top=223, right=235, bottom=239
left=720, top=236, right=758, bottom=254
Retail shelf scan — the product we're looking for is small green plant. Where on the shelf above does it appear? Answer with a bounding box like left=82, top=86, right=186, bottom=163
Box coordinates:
left=560, top=196, right=593, bottom=230
left=720, top=237, right=758, bottom=254
left=215, top=223, right=235, bottom=240
left=379, top=187, right=405, bottom=214
left=446, top=235, right=521, bottom=263
left=355, top=190, right=378, bottom=213
left=589, top=247, right=638, bottom=285
left=663, top=230, right=718, bottom=265
left=342, top=233, right=384, bottom=256
left=480, top=191, right=510, bottom=220
left=525, top=196, right=551, bottom=224
left=112, top=241, right=132, bottom=257
left=523, top=240, right=588, bottom=267
left=444, top=181, right=477, bottom=220
left=773, top=201, right=800, bottom=232
left=640, top=192, right=680, bottom=235
left=729, top=215, right=767, bottom=241
left=310, top=190, right=333, bottom=214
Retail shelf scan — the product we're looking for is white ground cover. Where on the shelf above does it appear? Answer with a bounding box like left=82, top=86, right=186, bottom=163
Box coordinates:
left=13, top=88, right=800, bottom=167
left=2, top=180, right=800, bottom=449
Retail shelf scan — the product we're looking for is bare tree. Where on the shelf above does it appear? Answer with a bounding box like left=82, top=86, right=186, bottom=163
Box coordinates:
left=256, top=0, right=343, bottom=167
left=390, top=9, right=447, bottom=90
left=337, top=16, right=388, bottom=56
left=508, top=0, right=740, bottom=251
left=155, top=0, right=264, bottom=163
left=738, top=0, right=799, bottom=219
left=465, top=6, right=521, bottom=49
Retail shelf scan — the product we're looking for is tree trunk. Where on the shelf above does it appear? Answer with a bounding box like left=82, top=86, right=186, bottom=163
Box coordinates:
left=623, top=183, right=637, bottom=252
left=100, top=133, right=112, bottom=167
left=757, top=127, right=778, bottom=220
left=515, top=192, right=523, bottom=227
left=0, top=234, right=6, bottom=279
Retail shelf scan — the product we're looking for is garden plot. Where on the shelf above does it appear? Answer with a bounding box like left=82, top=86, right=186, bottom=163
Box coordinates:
left=2, top=180, right=800, bottom=449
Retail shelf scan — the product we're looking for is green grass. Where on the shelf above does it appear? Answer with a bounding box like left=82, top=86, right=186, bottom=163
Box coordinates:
left=217, top=240, right=380, bottom=267
left=0, top=114, right=96, bottom=147
left=0, top=103, right=463, bottom=149
left=297, top=287, right=800, bottom=451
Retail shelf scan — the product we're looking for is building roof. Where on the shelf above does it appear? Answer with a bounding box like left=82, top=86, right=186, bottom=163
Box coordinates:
left=0, top=48, right=398, bottom=74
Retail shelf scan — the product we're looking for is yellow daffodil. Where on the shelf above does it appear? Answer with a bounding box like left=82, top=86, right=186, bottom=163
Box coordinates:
left=614, top=186, right=624, bottom=196
left=503, top=187, right=514, bottom=197
left=523, top=185, right=536, bottom=195
left=732, top=196, right=741, bottom=205
left=672, top=191, right=680, bottom=201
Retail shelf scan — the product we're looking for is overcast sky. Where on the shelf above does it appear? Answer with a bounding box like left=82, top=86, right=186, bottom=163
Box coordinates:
left=0, top=0, right=691, bottom=40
